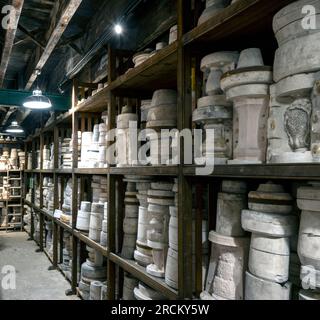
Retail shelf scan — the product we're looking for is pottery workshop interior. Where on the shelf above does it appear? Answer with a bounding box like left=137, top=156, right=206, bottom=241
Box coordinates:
left=0, top=0, right=320, bottom=305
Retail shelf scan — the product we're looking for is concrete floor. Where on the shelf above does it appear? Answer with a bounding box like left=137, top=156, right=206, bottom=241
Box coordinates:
left=0, top=231, right=78, bottom=300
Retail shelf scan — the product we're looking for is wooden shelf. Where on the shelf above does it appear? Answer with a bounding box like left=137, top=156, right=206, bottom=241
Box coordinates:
left=74, top=168, right=108, bottom=175
left=73, top=229, right=109, bottom=257
left=41, top=169, right=55, bottom=174
left=73, top=87, right=109, bottom=113
left=110, top=165, right=178, bottom=176
left=0, top=140, right=23, bottom=145
left=183, top=0, right=294, bottom=50
left=109, top=42, right=178, bottom=96
left=109, top=253, right=178, bottom=300
left=55, top=168, right=73, bottom=175
left=184, top=164, right=320, bottom=180
left=55, top=218, right=72, bottom=233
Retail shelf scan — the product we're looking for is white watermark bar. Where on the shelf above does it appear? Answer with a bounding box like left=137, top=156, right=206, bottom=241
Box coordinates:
left=98, top=122, right=216, bottom=175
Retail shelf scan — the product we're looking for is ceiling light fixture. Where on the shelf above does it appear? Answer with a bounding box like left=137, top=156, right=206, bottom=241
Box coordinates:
left=114, top=24, right=123, bottom=35
left=6, top=121, right=24, bottom=134
left=23, top=89, right=52, bottom=110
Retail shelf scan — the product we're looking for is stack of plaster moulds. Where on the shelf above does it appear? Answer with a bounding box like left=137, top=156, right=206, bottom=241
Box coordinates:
left=79, top=246, right=107, bottom=300
left=60, top=231, right=72, bottom=279
left=198, top=0, right=231, bottom=25
left=76, top=201, right=91, bottom=232
left=60, top=178, right=72, bottom=225
left=133, top=281, right=166, bottom=300
left=43, top=177, right=54, bottom=215
left=146, top=90, right=177, bottom=165
left=193, top=52, right=237, bottom=165
left=100, top=202, right=108, bottom=247
left=27, top=152, right=32, bottom=170
left=45, top=221, right=53, bottom=257
left=35, top=148, right=41, bottom=169
left=241, top=182, right=298, bottom=300
left=123, top=272, right=166, bottom=300
left=60, top=137, right=72, bottom=169
left=165, top=181, right=209, bottom=292
left=221, top=48, right=272, bottom=164
left=145, top=181, right=174, bottom=279
left=116, top=106, right=138, bottom=167
left=201, top=180, right=249, bottom=300
left=121, top=176, right=140, bottom=259
left=122, top=273, right=139, bottom=300
left=297, top=183, right=320, bottom=300
left=268, top=0, right=320, bottom=163
left=42, top=145, right=52, bottom=169
left=98, top=117, right=109, bottom=168
left=79, top=119, right=109, bottom=168
left=89, top=203, right=104, bottom=244
left=134, top=177, right=154, bottom=267
left=71, top=131, right=81, bottom=165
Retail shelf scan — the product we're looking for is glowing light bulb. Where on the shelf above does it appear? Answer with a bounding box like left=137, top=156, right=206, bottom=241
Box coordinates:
left=114, top=24, right=123, bottom=35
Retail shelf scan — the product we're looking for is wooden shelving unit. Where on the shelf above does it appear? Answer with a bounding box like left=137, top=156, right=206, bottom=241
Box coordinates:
left=22, top=0, right=305, bottom=301
left=0, top=170, right=24, bottom=231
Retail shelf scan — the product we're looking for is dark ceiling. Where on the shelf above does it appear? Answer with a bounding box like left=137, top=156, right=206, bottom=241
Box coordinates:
left=0, top=0, right=174, bottom=136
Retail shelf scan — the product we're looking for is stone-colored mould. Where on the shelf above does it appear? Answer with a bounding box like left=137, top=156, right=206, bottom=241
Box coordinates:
left=297, top=184, right=320, bottom=269
left=216, top=192, right=247, bottom=237
left=300, top=265, right=320, bottom=289
left=273, top=0, right=320, bottom=45
left=203, top=231, right=249, bottom=300
left=198, top=0, right=231, bottom=26
left=200, top=51, right=239, bottom=96
left=221, top=49, right=272, bottom=164
left=134, top=282, right=166, bottom=300
left=193, top=95, right=233, bottom=164
left=267, top=85, right=292, bottom=163
left=274, top=33, right=320, bottom=82
left=249, top=234, right=290, bottom=283
left=241, top=209, right=297, bottom=237
left=248, top=182, right=293, bottom=214
left=299, top=289, right=320, bottom=300
left=237, top=48, right=264, bottom=68
left=311, top=74, right=320, bottom=161
left=245, top=271, right=292, bottom=300
left=275, top=73, right=318, bottom=104
left=297, top=210, right=320, bottom=269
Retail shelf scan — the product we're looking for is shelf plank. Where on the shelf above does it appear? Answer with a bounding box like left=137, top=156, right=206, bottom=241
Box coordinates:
left=74, top=168, right=109, bottom=175
left=109, top=253, right=178, bottom=300
left=109, top=42, right=178, bottom=96
left=183, top=0, right=294, bottom=48
left=73, top=87, right=109, bottom=113
left=55, top=168, right=73, bottom=175
left=73, top=229, right=109, bottom=257
left=184, top=164, right=320, bottom=180
left=110, top=165, right=179, bottom=176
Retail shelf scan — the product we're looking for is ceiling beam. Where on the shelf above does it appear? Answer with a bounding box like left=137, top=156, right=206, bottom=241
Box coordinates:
left=0, top=0, right=25, bottom=88
left=18, top=24, right=45, bottom=49
left=24, top=0, right=83, bottom=90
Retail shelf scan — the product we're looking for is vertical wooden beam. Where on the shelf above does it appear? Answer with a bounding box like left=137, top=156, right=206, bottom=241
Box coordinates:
left=107, top=44, right=117, bottom=300
left=177, top=0, right=193, bottom=299
left=51, top=126, right=60, bottom=269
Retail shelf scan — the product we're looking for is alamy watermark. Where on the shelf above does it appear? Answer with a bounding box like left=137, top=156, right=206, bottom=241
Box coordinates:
left=92, top=122, right=216, bottom=175
left=1, top=5, right=17, bottom=30
left=301, top=5, right=317, bottom=30
left=1, top=265, right=16, bottom=290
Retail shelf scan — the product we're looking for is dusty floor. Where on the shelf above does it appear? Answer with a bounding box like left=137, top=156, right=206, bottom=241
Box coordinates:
left=0, top=231, right=78, bottom=300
